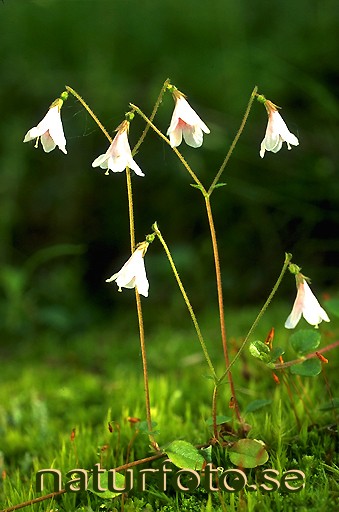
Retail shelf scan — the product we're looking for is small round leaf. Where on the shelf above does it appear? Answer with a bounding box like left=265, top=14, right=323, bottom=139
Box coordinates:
left=290, top=358, right=322, bottom=377
left=229, top=439, right=268, bottom=468
left=290, top=330, right=321, bottom=356
left=88, top=471, right=125, bottom=499
left=165, top=440, right=205, bottom=470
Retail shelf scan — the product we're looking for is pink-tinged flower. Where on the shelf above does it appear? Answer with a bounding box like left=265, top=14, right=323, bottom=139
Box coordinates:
left=106, top=242, right=149, bottom=297
left=167, top=90, right=210, bottom=148
left=260, top=100, right=299, bottom=158
left=23, top=98, right=67, bottom=154
left=285, top=275, right=330, bottom=329
left=92, top=120, right=144, bottom=177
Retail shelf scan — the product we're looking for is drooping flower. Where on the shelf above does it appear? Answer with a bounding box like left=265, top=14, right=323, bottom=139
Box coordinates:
left=106, top=242, right=149, bottom=297
left=23, top=97, right=67, bottom=154
left=92, top=120, right=144, bottom=176
left=285, top=274, right=330, bottom=329
left=167, top=90, right=210, bottom=148
left=260, top=100, right=299, bottom=158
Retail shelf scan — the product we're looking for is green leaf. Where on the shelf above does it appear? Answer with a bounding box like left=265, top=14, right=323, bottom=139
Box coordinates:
left=229, top=439, right=269, bottom=468
left=205, top=415, right=232, bottom=426
left=190, top=184, right=204, bottom=192
left=249, top=341, right=271, bottom=363
left=165, top=440, right=205, bottom=470
left=290, top=329, right=321, bottom=356
left=318, top=398, right=339, bottom=411
left=87, top=471, right=125, bottom=499
left=212, top=183, right=227, bottom=189
left=324, top=298, right=339, bottom=318
left=290, top=358, right=322, bottom=376
left=244, top=399, right=272, bottom=413
left=268, top=347, right=285, bottom=363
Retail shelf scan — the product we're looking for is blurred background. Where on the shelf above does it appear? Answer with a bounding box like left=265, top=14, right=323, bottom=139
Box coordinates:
left=0, top=0, right=338, bottom=339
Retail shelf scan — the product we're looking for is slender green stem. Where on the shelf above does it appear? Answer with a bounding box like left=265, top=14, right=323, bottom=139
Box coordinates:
left=204, top=196, right=242, bottom=425
left=65, top=85, right=112, bottom=142
left=153, top=223, right=217, bottom=381
left=134, top=288, right=153, bottom=434
left=132, top=78, right=171, bottom=156
left=208, top=85, right=258, bottom=195
left=219, top=253, right=293, bottom=384
left=126, top=169, right=155, bottom=446
left=129, top=103, right=206, bottom=191
left=212, top=386, right=218, bottom=439
left=126, top=169, right=136, bottom=251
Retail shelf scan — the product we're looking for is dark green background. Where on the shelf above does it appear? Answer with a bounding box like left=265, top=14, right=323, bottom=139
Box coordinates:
left=0, top=0, right=338, bottom=336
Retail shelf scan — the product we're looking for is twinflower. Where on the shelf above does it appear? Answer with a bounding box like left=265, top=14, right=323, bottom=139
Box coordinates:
left=260, top=100, right=299, bottom=158
left=285, top=274, right=330, bottom=329
left=106, top=242, right=149, bottom=297
left=23, top=97, right=67, bottom=154
left=92, top=120, right=144, bottom=176
left=167, top=90, right=210, bottom=148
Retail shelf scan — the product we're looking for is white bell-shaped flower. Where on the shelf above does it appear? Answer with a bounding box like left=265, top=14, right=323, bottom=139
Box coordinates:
left=106, top=243, right=149, bottom=297
left=167, top=91, right=210, bottom=148
left=23, top=99, right=67, bottom=154
left=92, top=120, right=144, bottom=176
left=285, top=275, right=330, bottom=329
left=260, top=101, right=299, bottom=158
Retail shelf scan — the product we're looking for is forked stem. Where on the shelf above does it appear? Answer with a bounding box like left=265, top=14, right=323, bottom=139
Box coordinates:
left=65, top=85, right=155, bottom=447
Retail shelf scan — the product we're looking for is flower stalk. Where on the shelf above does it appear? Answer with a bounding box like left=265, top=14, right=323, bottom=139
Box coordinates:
left=153, top=222, right=217, bottom=382
left=208, top=85, right=258, bottom=195
left=219, top=252, right=293, bottom=383
left=129, top=103, right=206, bottom=191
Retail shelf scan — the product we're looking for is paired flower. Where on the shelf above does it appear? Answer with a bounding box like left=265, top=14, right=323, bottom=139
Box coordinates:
left=106, top=242, right=149, bottom=297
left=23, top=96, right=67, bottom=154
left=167, top=89, right=210, bottom=148
left=92, top=120, right=144, bottom=177
left=260, top=99, right=299, bottom=158
left=285, top=273, right=330, bottom=329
